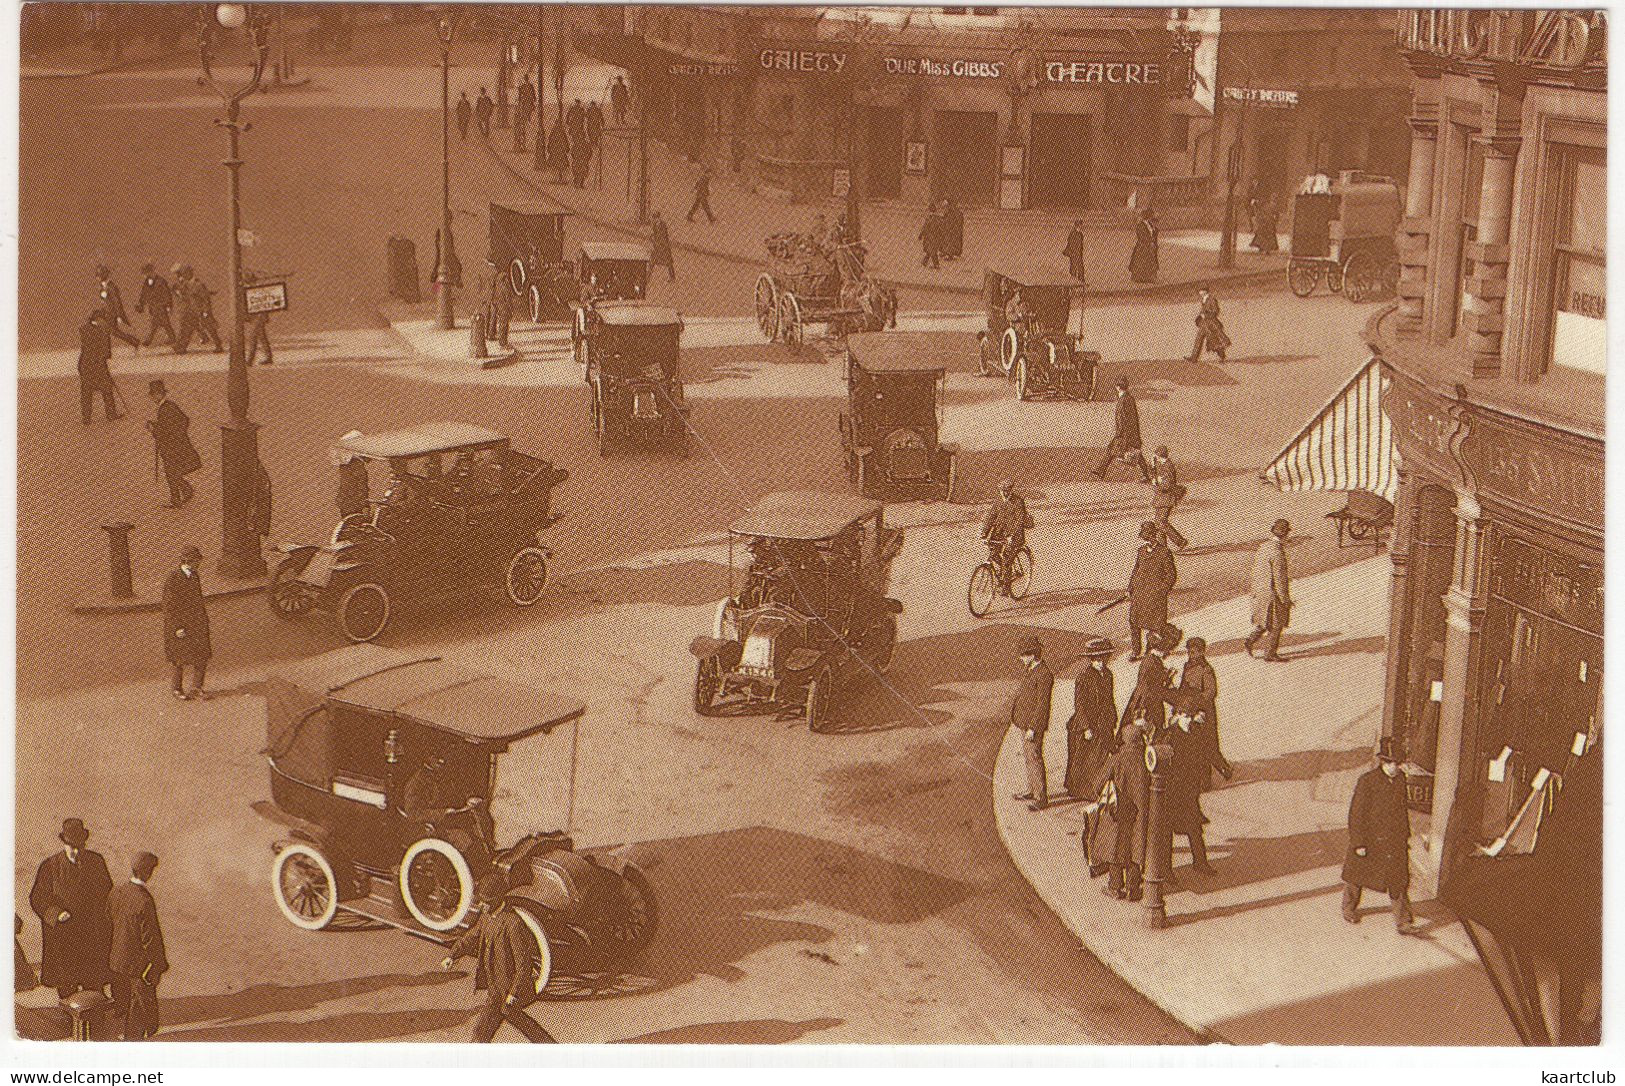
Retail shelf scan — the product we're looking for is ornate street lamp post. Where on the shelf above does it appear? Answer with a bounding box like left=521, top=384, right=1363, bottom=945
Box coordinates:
left=200, top=2, right=270, bottom=580
left=435, top=10, right=461, bottom=331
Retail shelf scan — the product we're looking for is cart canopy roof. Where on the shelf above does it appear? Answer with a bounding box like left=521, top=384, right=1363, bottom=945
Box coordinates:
left=336, top=423, right=508, bottom=460
left=985, top=265, right=1082, bottom=289
left=580, top=241, right=652, bottom=263
left=274, top=644, right=584, bottom=747
left=594, top=303, right=682, bottom=327
left=846, top=331, right=953, bottom=374
left=490, top=200, right=569, bottom=221
left=730, top=491, right=882, bottom=541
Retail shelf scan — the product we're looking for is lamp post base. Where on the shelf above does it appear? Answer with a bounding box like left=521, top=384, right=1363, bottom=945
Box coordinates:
left=218, top=419, right=267, bottom=580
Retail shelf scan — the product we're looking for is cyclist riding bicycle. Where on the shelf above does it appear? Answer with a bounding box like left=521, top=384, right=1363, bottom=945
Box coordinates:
left=981, top=478, right=1033, bottom=582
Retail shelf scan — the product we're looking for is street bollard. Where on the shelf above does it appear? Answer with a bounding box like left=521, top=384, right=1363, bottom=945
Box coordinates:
left=63, top=990, right=111, bottom=1041
left=470, top=310, right=488, bottom=359
left=1142, top=739, right=1174, bottom=929
left=101, top=522, right=135, bottom=599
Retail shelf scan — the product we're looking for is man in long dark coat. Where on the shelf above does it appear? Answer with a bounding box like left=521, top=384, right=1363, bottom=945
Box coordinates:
left=1093, top=378, right=1151, bottom=481
left=162, top=545, right=210, bottom=700
left=1177, top=637, right=1232, bottom=782
left=475, top=87, right=494, bottom=139
left=1064, top=637, right=1116, bottom=801
left=95, top=264, right=132, bottom=334
left=78, top=310, right=135, bottom=424
left=566, top=98, right=586, bottom=146
left=650, top=211, right=674, bottom=282
left=513, top=75, right=535, bottom=152
left=1129, top=207, right=1159, bottom=283
left=1123, top=632, right=1173, bottom=735
left=940, top=198, right=963, bottom=260
left=441, top=879, right=557, bottom=1043
left=918, top=202, right=941, bottom=269
left=547, top=120, right=570, bottom=183
left=610, top=75, right=630, bottom=125
left=585, top=100, right=604, bottom=148
left=1166, top=691, right=1221, bottom=875
left=146, top=380, right=199, bottom=508
left=28, top=818, right=112, bottom=1000
left=455, top=91, right=472, bottom=140
left=1127, top=521, right=1177, bottom=659
left=1009, top=636, right=1054, bottom=811
left=1187, top=285, right=1231, bottom=364
left=1342, top=739, right=1422, bottom=935
left=1086, top=718, right=1151, bottom=899
left=107, top=852, right=167, bottom=1040
left=135, top=263, right=175, bottom=348
left=1063, top=219, right=1087, bottom=283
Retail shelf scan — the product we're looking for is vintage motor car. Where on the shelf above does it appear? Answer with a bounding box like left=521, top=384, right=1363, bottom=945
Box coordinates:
left=268, top=424, right=568, bottom=642
left=259, top=644, right=656, bottom=991
left=690, top=492, right=904, bottom=733
left=576, top=240, right=652, bottom=304
left=839, top=332, right=958, bottom=501
left=977, top=267, right=1100, bottom=401
left=579, top=303, right=688, bottom=456
left=1287, top=171, right=1402, bottom=302
left=489, top=200, right=576, bottom=322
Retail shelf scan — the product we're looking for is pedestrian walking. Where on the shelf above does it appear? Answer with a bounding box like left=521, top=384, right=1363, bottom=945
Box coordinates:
left=686, top=167, right=716, bottom=223
left=610, top=74, right=630, bottom=126
left=172, top=266, right=222, bottom=354
left=1009, top=636, right=1054, bottom=811
left=514, top=75, right=535, bottom=152
left=1085, top=716, right=1152, bottom=900
left=1147, top=446, right=1188, bottom=551
left=585, top=100, right=604, bottom=149
left=918, top=201, right=942, bottom=269
left=28, top=818, right=112, bottom=1001
left=441, top=877, right=558, bottom=1043
left=162, top=545, right=211, bottom=700
left=545, top=120, right=570, bottom=184
left=334, top=430, right=368, bottom=519
left=1093, top=378, right=1151, bottom=481
left=95, top=265, right=132, bottom=333
left=1244, top=518, right=1292, bottom=661
left=1176, top=637, right=1232, bottom=781
left=566, top=98, right=586, bottom=146
left=1122, top=630, right=1173, bottom=734
left=940, top=198, right=963, bottom=260
left=1063, top=219, right=1088, bottom=284
left=455, top=91, right=472, bottom=140
left=649, top=211, right=674, bottom=282
left=243, top=271, right=274, bottom=365
left=146, top=380, right=200, bottom=508
left=78, top=310, right=134, bottom=424
left=134, top=264, right=175, bottom=348
left=1250, top=194, right=1279, bottom=253
left=1064, top=637, right=1117, bottom=803
left=1129, top=207, right=1159, bottom=284
left=1342, top=739, right=1423, bottom=935
left=1187, top=285, right=1231, bottom=363
left=475, top=87, right=494, bottom=139
left=1166, top=691, right=1221, bottom=876
left=107, top=852, right=167, bottom=1041
left=1127, top=521, right=1177, bottom=661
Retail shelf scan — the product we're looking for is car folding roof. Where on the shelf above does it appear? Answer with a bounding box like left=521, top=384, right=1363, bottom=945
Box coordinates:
left=729, top=490, right=883, bottom=541
left=335, top=422, right=507, bottom=460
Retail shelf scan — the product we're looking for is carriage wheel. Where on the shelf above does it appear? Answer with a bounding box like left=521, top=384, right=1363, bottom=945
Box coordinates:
left=268, top=554, right=316, bottom=620
left=272, top=843, right=339, bottom=931
left=1015, top=357, right=1032, bottom=402
left=505, top=546, right=550, bottom=606
left=602, top=865, right=659, bottom=961
left=1342, top=253, right=1373, bottom=303
left=399, top=838, right=475, bottom=933
left=508, top=901, right=556, bottom=996
left=693, top=657, right=722, bottom=716
left=1000, top=327, right=1020, bottom=375
left=754, top=275, right=778, bottom=340
left=509, top=259, right=527, bottom=297
left=967, top=562, right=997, bottom=618
left=1287, top=260, right=1320, bottom=298
left=804, top=666, right=833, bottom=733
left=528, top=283, right=544, bottom=324
left=1009, top=547, right=1034, bottom=600
left=337, top=582, right=390, bottom=642
left=778, top=294, right=803, bottom=349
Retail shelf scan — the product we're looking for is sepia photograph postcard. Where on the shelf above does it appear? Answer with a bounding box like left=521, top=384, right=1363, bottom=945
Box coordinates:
left=5, top=0, right=1611, bottom=1071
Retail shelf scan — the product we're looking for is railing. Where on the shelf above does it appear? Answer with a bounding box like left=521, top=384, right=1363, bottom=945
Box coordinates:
left=1098, top=172, right=1212, bottom=210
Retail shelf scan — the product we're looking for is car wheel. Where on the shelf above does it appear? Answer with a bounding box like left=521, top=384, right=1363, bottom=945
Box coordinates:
left=967, top=562, right=997, bottom=618
left=268, top=554, right=315, bottom=620
left=805, top=668, right=833, bottom=733
left=509, top=259, right=527, bottom=297
left=754, top=274, right=778, bottom=340
left=1016, top=357, right=1031, bottom=401
left=337, top=582, right=390, bottom=642
left=693, top=657, right=722, bottom=716
left=506, top=900, right=555, bottom=996
left=1000, top=327, right=1019, bottom=376
left=1009, top=547, right=1034, bottom=600
left=505, top=546, right=550, bottom=606
left=399, top=837, right=475, bottom=932
left=602, top=865, right=659, bottom=961
left=528, top=283, right=544, bottom=324
left=272, top=843, right=339, bottom=931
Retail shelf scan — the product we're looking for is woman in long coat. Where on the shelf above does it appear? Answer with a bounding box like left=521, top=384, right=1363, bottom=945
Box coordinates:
left=1129, top=208, right=1159, bottom=283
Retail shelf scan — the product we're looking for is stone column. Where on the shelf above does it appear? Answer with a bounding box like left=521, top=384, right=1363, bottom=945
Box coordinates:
left=1418, top=489, right=1488, bottom=899
left=1378, top=467, right=1417, bottom=748
left=1464, top=81, right=1523, bottom=378
left=1396, top=68, right=1440, bottom=334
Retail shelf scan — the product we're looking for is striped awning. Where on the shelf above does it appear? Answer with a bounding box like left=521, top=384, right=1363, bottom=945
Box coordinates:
left=1261, top=357, right=1399, bottom=503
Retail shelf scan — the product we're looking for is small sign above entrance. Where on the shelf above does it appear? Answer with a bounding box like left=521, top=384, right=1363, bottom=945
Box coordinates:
left=1223, top=87, right=1300, bottom=107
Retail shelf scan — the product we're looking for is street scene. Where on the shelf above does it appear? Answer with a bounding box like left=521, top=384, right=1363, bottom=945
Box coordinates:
left=14, top=3, right=1604, bottom=1051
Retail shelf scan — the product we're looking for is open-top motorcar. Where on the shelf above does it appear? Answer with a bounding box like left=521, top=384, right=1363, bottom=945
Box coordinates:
left=839, top=332, right=958, bottom=501
left=579, top=303, right=688, bottom=456
left=489, top=201, right=576, bottom=322
left=576, top=240, right=652, bottom=305
left=977, top=266, right=1099, bottom=401
left=259, top=643, right=656, bottom=991
left=689, top=492, right=904, bottom=733
left=268, top=424, right=568, bottom=642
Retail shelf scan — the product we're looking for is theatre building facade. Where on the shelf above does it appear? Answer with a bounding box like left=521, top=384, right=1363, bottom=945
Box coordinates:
left=1370, top=7, right=1604, bottom=925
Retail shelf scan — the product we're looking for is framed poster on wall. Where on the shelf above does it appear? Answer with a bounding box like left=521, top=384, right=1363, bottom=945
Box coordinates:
left=905, top=140, right=928, bottom=175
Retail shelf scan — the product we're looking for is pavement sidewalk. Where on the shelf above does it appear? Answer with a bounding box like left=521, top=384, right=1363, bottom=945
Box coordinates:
left=993, top=556, right=1518, bottom=1045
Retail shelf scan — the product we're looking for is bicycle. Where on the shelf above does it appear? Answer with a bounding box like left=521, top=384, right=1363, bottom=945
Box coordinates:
left=967, top=537, right=1033, bottom=617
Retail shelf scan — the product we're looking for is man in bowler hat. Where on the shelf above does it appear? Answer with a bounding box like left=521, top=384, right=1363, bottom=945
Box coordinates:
left=1127, top=521, right=1177, bottom=660
left=28, top=818, right=112, bottom=1001
left=147, top=380, right=200, bottom=508
left=162, top=546, right=211, bottom=700
left=1009, top=636, right=1054, bottom=811
left=78, top=309, right=135, bottom=424
left=1245, top=519, right=1293, bottom=661
left=1342, top=739, right=1423, bottom=935
left=107, top=852, right=167, bottom=1039
left=442, top=875, right=558, bottom=1043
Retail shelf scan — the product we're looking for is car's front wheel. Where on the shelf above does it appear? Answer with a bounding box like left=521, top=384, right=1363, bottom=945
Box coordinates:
left=693, top=657, right=722, bottom=716
left=337, top=581, right=391, bottom=642
left=505, top=546, right=550, bottom=606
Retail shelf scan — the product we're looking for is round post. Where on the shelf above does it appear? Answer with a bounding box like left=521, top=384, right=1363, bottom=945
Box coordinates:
left=101, top=522, right=135, bottom=599
left=436, top=18, right=458, bottom=332
left=1142, top=739, right=1174, bottom=928
left=531, top=5, right=546, bottom=172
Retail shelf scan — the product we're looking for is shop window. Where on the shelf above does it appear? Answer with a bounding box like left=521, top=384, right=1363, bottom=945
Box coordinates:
left=1548, top=144, right=1605, bottom=376
left=1451, top=132, right=1484, bottom=337
left=1398, top=485, right=1457, bottom=776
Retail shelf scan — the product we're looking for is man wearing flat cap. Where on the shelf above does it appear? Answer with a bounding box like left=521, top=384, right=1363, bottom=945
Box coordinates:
left=1127, top=521, right=1177, bottom=660
left=1010, top=636, right=1054, bottom=811
left=107, top=852, right=167, bottom=1039
left=981, top=479, right=1032, bottom=581
left=162, top=546, right=211, bottom=700
left=1064, top=637, right=1117, bottom=801
left=442, top=876, right=558, bottom=1043
left=1245, top=519, right=1293, bottom=662
left=28, top=818, right=112, bottom=1001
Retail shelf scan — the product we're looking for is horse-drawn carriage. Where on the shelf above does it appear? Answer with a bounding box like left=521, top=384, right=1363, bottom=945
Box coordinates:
left=1287, top=172, right=1402, bottom=303
left=754, top=234, right=896, bottom=348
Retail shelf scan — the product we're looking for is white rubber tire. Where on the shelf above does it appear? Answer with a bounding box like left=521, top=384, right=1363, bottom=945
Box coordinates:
left=399, top=837, right=475, bottom=932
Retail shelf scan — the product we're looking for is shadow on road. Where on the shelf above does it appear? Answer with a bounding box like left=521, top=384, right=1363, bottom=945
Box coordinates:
left=620, top=1016, right=844, bottom=1044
